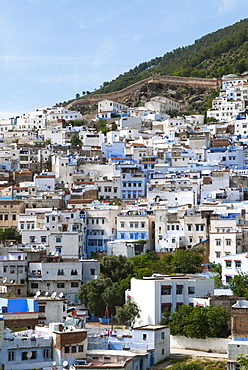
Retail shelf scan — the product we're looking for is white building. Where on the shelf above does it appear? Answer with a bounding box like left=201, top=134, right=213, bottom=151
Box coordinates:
left=20, top=209, right=85, bottom=259
left=128, top=275, right=214, bottom=326
left=145, top=96, right=180, bottom=113
left=28, top=259, right=100, bottom=303
left=97, top=100, right=129, bottom=119
left=221, top=252, right=248, bottom=285
left=209, top=217, right=242, bottom=264
left=207, top=97, right=245, bottom=122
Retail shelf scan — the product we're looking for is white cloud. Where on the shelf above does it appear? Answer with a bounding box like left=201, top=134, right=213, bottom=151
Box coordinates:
left=99, top=37, right=115, bottom=52
left=218, top=0, right=237, bottom=14
left=133, top=34, right=143, bottom=43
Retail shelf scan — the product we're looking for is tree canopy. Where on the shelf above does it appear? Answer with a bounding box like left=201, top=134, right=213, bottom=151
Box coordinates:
left=100, top=255, right=134, bottom=283
left=78, top=278, right=124, bottom=317
left=229, top=273, right=248, bottom=298
left=0, top=227, right=21, bottom=245
left=70, top=134, right=82, bottom=146
left=172, top=249, right=204, bottom=274
left=169, top=304, right=230, bottom=339
left=116, top=298, right=141, bottom=327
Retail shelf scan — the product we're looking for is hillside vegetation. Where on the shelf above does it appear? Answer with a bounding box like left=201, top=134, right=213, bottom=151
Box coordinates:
left=62, top=19, right=248, bottom=115
left=96, top=18, right=248, bottom=94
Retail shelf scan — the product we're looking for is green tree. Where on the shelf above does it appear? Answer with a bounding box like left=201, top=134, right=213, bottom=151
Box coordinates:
left=78, top=278, right=123, bottom=317
left=75, top=93, right=80, bottom=99
left=172, top=249, right=203, bottom=274
left=102, top=282, right=124, bottom=316
left=210, top=263, right=223, bottom=289
left=229, top=273, right=248, bottom=298
left=237, top=354, right=248, bottom=370
left=206, top=306, right=230, bottom=338
left=0, top=227, right=21, bottom=245
left=95, top=119, right=110, bottom=134
left=116, top=298, right=141, bottom=327
left=70, top=135, right=82, bottom=146
left=100, top=255, right=134, bottom=283
left=68, top=119, right=85, bottom=127
left=45, top=138, right=53, bottom=145
left=169, top=304, right=230, bottom=339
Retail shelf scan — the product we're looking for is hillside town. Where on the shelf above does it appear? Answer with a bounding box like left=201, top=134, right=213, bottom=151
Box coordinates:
left=1, top=73, right=248, bottom=370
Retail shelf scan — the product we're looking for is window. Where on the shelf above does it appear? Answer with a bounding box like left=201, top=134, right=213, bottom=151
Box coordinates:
left=216, top=239, right=221, bottom=246
left=143, top=334, right=147, bottom=340
left=161, top=286, right=171, bottom=295
left=4, top=214, right=8, bottom=220
left=58, top=269, right=64, bottom=275
left=22, top=351, right=37, bottom=360
left=216, top=252, right=221, bottom=258
left=188, top=286, right=195, bottom=294
left=57, top=283, right=65, bottom=288
left=162, top=349, right=164, bottom=355
left=39, top=306, right=46, bottom=313
left=235, top=261, right=241, bottom=268
left=41, top=236, right=47, bottom=243
left=141, top=222, right=145, bottom=228
left=56, top=237, right=61, bottom=243
left=161, top=332, right=165, bottom=339
left=31, top=282, right=38, bottom=289
left=12, top=214, right=16, bottom=221
left=120, top=222, right=125, bottom=228
left=71, top=270, right=78, bottom=275
left=135, top=222, right=139, bottom=228
left=226, top=260, right=232, bottom=268
left=176, top=286, right=183, bottom=294
left=78, top=345, right=84, bottom=352
left=226, top=276, right=232, bottom=283
left=8, top=351, right=15, bottom=361
left=43, top=349, right=50, bottom=359
left=91, top=269, right=95, bottom=275
left=226, top=239, right=231, bottom=246
left=187, top=224, right=192, bottom=231
left=64, top=346, right=70, bottom=353
left=71, top=345, right=77, bottom=353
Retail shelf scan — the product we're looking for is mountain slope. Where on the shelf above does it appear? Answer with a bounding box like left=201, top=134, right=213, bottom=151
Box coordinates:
left=95, top=18, right=248, bottom=95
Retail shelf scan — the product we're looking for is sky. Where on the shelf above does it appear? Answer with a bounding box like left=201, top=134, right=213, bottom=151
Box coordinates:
left=0, top=0, right=247, bottom=119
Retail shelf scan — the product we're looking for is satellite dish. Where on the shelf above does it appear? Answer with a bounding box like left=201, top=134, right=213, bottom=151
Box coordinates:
left=51, top=292, right=57, bottom=299
left=3, top=278, right=7, bottom=284
left=63, top=360, right=68, bottom=367
left=10, top=280, right=14, bottom=284
left=52, top=361, right=56, bottom=366
left=36, top=290, right=41, bottom=297
left=27, top=351, right=32, bottom=358
left=45, top=291, right=49, bottom=296
left=59, top=292, right=64, bottom=298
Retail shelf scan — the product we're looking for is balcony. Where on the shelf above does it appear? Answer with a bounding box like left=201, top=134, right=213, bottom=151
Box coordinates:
left=29, top=271, right=42, bottom=278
